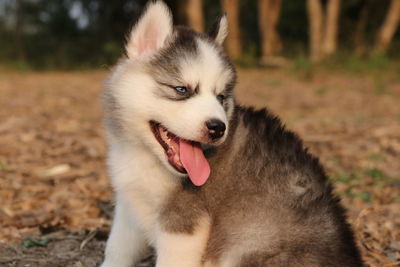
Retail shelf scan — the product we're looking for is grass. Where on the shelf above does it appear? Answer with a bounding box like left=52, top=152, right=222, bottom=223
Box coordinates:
left=288, top=53, right=400, bottom=80
left=330, top=166, right=399, bottom=204
left=364, top=168, right=385, bottom=180
left=314, top=86, right=336, bottom=96
left=368, top=153, right=385, bottom=162
left=331, top=172, right=360, bottom=184
left=21, top=237, right=50, bottom=249
left=264, top=78, right=284, bottom=87
left=0, top=161, right=7, bottom=170
left=289, top=55, right=314, bottom=80
left=373, top=77, right=389, bottom=95
left=332, top=167, right=395, bottom=184
left=351, top=191, right=373, bottom=203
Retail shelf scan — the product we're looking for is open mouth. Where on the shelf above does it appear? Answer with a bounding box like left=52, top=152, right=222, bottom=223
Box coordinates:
left=150, top=121, right=186, bottom=173
left=149, top=121, right=211, bottom=186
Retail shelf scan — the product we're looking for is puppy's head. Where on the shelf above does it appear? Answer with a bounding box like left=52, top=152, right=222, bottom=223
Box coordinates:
left=104, top=1, right=236, bottom=185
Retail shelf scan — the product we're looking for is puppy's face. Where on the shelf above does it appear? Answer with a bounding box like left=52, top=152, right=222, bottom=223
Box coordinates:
left=104, top=2, right=236, bottom=185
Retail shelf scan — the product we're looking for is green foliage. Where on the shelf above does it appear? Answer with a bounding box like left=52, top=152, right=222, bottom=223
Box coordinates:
left=314, top=86, right=329, bottom=96
left=0, top=0, right=136, bottom=69
left=331, top=166, right=398, bottom=203
left=291, top=55, right=312, bottom=72
left=351, top=191, right=373, bottom=203
left=21, top=237, right=50, bottom=248
left=289, top=55, right=315, bottom=80
left=286, top=51, right=399, bottom=79
left=368, top=153, right=385, bottom=162
left=331, top=172, right=360, bottom=184
left=365, top=168, right=385, bottom=180
left=0, top=161, right=7, bottom=170
left=0, top=0, right=399, bottom=70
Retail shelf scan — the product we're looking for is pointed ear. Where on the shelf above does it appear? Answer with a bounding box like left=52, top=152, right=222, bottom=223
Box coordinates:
left=125, top=1, right=173, bottom=58
left=208, top=14, right=228, bottom=46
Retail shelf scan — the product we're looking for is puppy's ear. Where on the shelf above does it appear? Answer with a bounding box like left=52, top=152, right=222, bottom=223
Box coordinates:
left=125, top=1, right=173, bottom=58
left=208, top=14, right=228, bottom=46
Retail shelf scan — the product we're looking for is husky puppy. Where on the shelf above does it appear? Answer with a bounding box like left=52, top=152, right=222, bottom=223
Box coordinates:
left=101, top=1, right=362, bottom=266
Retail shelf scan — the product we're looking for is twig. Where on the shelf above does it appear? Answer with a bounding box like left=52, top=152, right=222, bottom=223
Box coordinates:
left=80, top=229, right=97, bottom=251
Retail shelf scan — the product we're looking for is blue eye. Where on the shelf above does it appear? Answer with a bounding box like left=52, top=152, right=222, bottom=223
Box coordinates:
left=174, top=86, right=188, bottom=94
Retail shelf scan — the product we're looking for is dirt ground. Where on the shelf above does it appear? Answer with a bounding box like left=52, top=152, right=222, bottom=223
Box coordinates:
left=0, top=69, right=399, bottom=266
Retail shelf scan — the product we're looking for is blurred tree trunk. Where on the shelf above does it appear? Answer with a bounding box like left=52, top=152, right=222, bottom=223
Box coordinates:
left=307, top=0, right=323, bottom=61
left=170, top=0, right=187, bottom=25
left=14, top=0, right=26, bottom=61
left=221, top=0, right=242, bottom=59
left=258, top=0, right=282, bottom=62
left=374, top=0, right=400, bottom=53
left=307, top=0, right=341, bottom=61
left=354, top=0, right=371, bottom=56
left=186, top=0, right=204, bottom=32
left=322, top=0, right=340, bottom=57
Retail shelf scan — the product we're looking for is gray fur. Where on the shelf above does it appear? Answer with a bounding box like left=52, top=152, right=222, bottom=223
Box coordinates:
left=147, top=26, right=236, bottom=104
left=159, top=107, right=362, bottom=266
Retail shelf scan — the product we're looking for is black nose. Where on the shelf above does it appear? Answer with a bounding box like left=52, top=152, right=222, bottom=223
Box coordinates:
left=206, top=119, right=226, bottom=140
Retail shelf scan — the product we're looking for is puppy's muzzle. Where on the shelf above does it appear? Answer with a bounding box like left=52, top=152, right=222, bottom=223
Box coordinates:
left=206, top=119, right=226, bottom=140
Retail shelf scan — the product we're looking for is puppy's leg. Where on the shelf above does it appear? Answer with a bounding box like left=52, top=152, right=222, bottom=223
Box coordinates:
left=155, top=216, right=210, bottom=267
left=101, top=199, right=148, bottom=267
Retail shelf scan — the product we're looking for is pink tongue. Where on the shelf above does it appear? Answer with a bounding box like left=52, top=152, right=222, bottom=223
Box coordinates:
left=179, top=140, right=210, bottom=186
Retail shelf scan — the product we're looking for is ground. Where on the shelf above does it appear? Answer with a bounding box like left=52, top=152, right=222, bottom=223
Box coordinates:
left=0, top=68, right=399, bottom=266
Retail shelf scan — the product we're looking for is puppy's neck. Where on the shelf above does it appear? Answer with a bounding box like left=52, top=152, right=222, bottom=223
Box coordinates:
left=108, top=137, right=179, bottom=194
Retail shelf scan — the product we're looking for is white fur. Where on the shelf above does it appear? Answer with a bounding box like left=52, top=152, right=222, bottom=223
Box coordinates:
left=101, top=196, right=149, bottom=267
left=102, top=2, right=233, bottom=266
left=101, top=137, right=180, bottom=267
left=155, top=217, right=211, bottom=267
left=214, top=15, right=228, bottom=46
